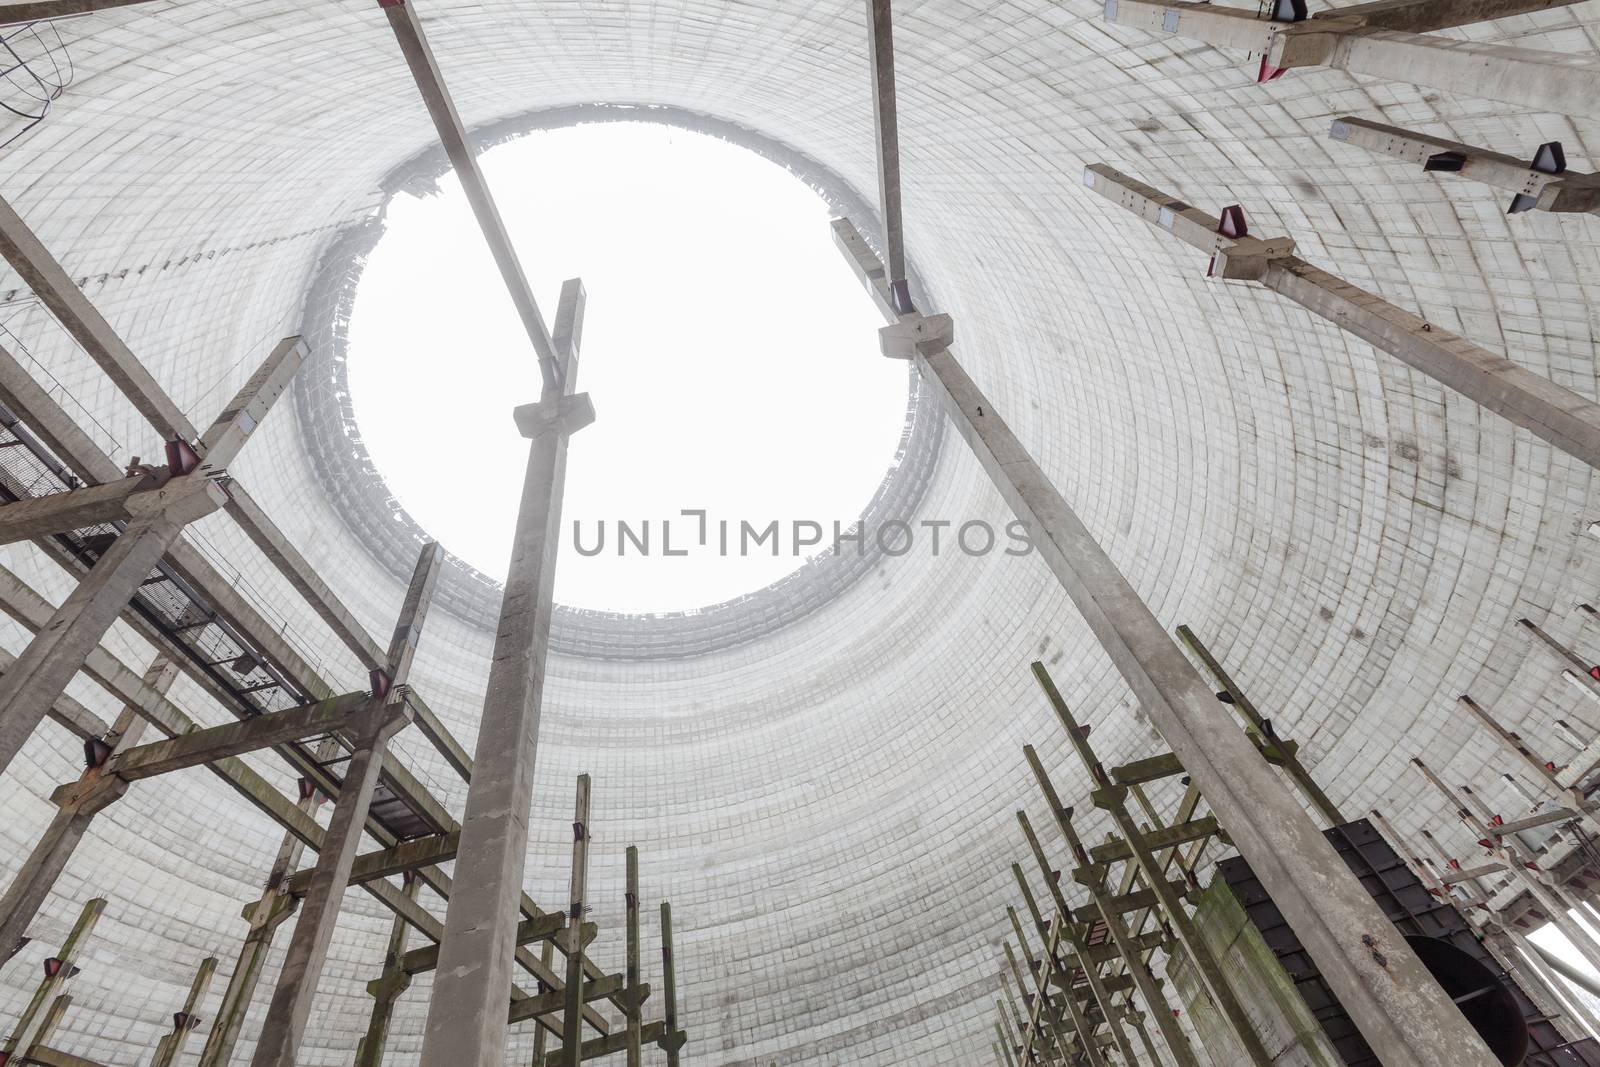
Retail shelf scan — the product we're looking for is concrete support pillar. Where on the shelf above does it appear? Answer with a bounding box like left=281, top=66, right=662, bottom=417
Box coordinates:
left=198, top=740, right=335, bottom=1067
left=529, top=940, right=553, bottom=1067
left=0, top=477, right=224, bottom=778
left=623, top=846, right=641, bottom=1067
left=834, top=211, right=1499, bottom=1067
left=659, top=902, right=681, bottom=1067
left=863, top=0, right=910, bottom=313
left=418, top=281, right=591, bottom=1067
left=249, top=701, right=413, bottom=1067
left=1083, top=165, right=1600, bottom=474
left=0, top=656, right=178, bottom=960
left=354, top=875, right=422, bottom=1067
left=2, top=897, right=103, bottom=1060
left=558, top=775, right=592, bottom=1067
left=150, top=957, right=217, bottom=1067
left=995, top=1019, right=1020, bottom=1067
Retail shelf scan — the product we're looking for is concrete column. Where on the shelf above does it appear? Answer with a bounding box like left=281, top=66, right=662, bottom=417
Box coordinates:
left=418, top=280, right=591, bottom=1067
left=354, top=876, right=423, bottom=1067
left=863, top=0, right=910, bottom=313
left=0, top=477, right=224, bottom=778
left=250, top=701, right=413, bottom=1067
left=0, top=656, right=177, bottom=960
left=995, top=1019, right=1019, bottom=1067
left=558, top=775, right=592, bottom=1067
left=530, top=940, right=554, bottom=1067
left=659, top=902, right=681, bottom=1067
left=1003, top=912, right=1081, bottom=1065
left=2, top=897, right=103, bottom=1059
left=1014, top=827, right=1108, bottom=1067
left=198, top=740, right=336, bottom=1067
left=623, top=846, right=642, bottom=1067
left=150, top=957, right=217, bottom=1067
left=834, top=213, right=1500, bottom=1067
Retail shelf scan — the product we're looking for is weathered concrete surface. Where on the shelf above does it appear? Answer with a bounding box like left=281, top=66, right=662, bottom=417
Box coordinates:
left=418, top=279, right=589, bottom=1067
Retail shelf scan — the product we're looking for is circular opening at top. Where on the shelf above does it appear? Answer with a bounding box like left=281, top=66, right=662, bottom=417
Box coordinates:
left=347, top=122, right=911, bottom=615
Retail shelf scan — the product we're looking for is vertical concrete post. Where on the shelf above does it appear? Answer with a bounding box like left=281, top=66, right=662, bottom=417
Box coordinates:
left=994, top=1018, right=1019, bottom=1067
left=1014, top=820, right=1108, bottom=1067
left=249, top=703, right=413, bottom=1067
left=198, top=740, right=336, bottom=1067
left=863, top=0, right=910, bottom=313
left=354, top=875, right=422, bottom=1067
left=2, top=897, right=103, bottom=1059
left=0, top=655, right=178, bottom=959
left=0, top=478, right=224, bottom=777
left=530, top=940, right=553, bottom=1067
left=419, top=281, right=591, bottom=1067
left=1176, top=625, right=1344, bottom=826
left=151, top=957, right=218, bottom=1067
left=1024, top=744, right=1202, bottom=1067
left=624, top=846, right=642, bottom=1067
left=659, top=902, right=680, bottom=1067
left=558, top=775, right=592, bottom=1067
left=833, top=215, right=1499, bottom=1067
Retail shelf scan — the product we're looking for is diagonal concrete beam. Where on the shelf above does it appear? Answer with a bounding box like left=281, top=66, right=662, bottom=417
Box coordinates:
left=864, top=0, right=911, bottom=313
left=0, top=0, right=160, bottom=24
left=0, top=193, right=197, bottom=442
left=1084, top=164, right=1600, bottom=473
left=378, top=0, right=564, bottom=394
left=107, top=690, right=378, bottom=781
left=193, top=337, right=306, bottom=474
left=1329, top=116, right=1600, bottom=215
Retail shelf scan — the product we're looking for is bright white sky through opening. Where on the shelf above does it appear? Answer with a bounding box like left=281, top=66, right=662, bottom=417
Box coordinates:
left=348, top=122, right=909, bottom=615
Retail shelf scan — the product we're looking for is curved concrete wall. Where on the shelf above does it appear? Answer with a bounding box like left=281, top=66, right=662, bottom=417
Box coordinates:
left=0, top=2, right=1598, bottom=1065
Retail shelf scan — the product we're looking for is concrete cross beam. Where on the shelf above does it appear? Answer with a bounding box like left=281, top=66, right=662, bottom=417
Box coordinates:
left=0, top=0, right=159, bottom=25
left=400, top=914, right=574, bottom=977
left=1087, top=816, right=1219, bottom=864
left=284, top=831, right=461, bottom=897
left=1100, top=0, right=1599, bottom=115
left=1330, top=117, right=1600, bottom=215
left=537, top=1022, right=668, bottom=1067
left=378, top=0, right=564, bottom=394
left=0, top=476, right=225, bottom=778
left=106, top=690, right=377, bottom=782
left=509, top=974, right=627, bottom=1027
left=0, top=472, right=169, bottom=547
left=0, top=329, right=305, bottom=777
left=1084, top=164, right=1600, bottom=474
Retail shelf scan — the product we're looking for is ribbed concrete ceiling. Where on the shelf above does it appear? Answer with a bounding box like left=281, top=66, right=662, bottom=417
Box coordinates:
left=0, top=2, right=1597, bottom=1065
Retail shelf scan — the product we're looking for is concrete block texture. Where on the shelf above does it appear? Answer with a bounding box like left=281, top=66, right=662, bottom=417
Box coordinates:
left=0, top=2, right=1598, bottom=1065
